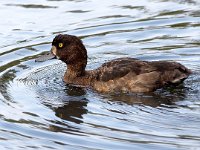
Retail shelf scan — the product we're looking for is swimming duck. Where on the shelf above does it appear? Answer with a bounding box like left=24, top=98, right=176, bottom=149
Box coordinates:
left=36, top=34, right=191, bottom=93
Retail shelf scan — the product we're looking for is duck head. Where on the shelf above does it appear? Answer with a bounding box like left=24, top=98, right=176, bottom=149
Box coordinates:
left=36, top=34, right=88, bottom=77
left=51, top=34, right=87, bottom=65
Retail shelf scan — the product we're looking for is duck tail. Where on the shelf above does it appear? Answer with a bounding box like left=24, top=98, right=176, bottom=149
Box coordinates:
left=168, top=65, right=192, bottom=85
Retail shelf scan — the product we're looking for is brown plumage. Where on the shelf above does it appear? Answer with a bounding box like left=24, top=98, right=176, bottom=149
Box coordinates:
left=37, top=34, right=192, bottom=93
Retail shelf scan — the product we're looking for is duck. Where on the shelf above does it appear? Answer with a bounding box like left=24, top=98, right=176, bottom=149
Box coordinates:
left=36, top=34, right=192, bottom=93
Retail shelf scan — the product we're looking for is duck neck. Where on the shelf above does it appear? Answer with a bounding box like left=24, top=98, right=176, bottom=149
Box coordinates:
left=65, top=60, right=87, bottom=79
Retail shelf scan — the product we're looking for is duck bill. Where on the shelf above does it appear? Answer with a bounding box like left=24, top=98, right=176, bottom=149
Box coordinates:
left=35, top=46, right=57, bottom=62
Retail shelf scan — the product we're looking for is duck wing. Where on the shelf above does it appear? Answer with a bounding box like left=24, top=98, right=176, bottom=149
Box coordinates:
left=96, top=57, right=154, bottom=82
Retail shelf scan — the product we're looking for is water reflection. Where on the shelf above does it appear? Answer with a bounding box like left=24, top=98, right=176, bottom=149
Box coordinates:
left=40, top=83, right=188, bottom=126
left=5, top=4, right=57, bottom=9
left=0, top=70, right=16, bottom=102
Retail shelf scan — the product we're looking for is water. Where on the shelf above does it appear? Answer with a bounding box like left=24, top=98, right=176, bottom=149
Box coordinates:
left=0, top=0, right=200, bottom=149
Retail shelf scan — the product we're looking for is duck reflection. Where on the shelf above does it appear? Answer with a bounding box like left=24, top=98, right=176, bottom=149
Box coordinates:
left=52, top=85, right=88, bottom=124
left=105, top=84, right=189, bottom=107
left=54, top=98, right=88, bottom=124
left=44, top=85, right=88, bottom=132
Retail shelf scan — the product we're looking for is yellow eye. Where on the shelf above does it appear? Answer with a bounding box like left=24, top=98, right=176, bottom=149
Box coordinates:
left=58, top=43, right=63, bottom=48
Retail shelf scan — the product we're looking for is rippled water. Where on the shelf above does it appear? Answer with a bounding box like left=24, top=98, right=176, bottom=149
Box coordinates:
left=0, top=0, right=200, bottom=149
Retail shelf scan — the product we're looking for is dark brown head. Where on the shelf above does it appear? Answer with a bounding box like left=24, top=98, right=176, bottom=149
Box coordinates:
left=50, top=34, right=88, bottom=77
left=35, top=34, right=88, bottom=77
left=51, top=34, right=87, bottom=65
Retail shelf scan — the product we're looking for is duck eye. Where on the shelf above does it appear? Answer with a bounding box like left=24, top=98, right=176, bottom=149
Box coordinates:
left=58, top=43, right=63, bottom=48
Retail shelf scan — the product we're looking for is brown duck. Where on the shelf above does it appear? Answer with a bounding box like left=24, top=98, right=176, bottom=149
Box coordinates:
left=36, top=34, right=192, bottom=93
